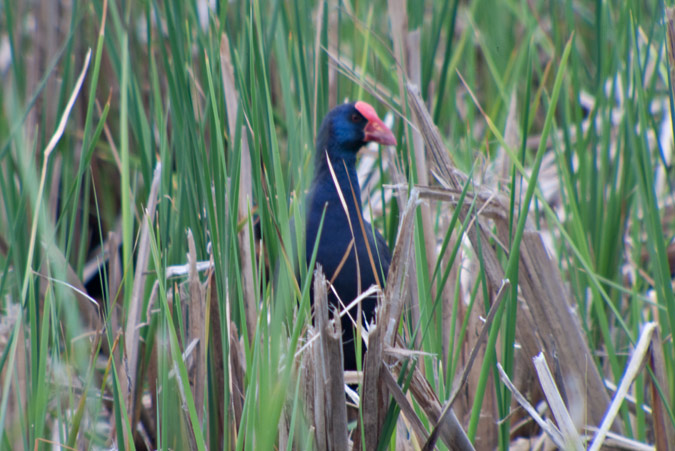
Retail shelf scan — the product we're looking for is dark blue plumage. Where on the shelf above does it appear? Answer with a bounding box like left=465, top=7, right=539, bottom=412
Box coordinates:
left=306, top=102, right=396, bottom=371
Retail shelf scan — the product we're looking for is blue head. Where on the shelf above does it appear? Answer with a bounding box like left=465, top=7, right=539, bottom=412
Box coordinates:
left=315, top=101, right=396, bottom=167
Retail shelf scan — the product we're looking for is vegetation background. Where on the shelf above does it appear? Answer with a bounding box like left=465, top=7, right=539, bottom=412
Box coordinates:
left=0, top=0, right=673, bottom=449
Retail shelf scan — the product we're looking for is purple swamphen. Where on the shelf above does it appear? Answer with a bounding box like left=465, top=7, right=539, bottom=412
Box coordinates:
left=306, top=101, right=396, bottom=371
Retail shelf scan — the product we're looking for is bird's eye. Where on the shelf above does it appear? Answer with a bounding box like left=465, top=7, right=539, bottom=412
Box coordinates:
left=351, top=113, right=360, bottom=122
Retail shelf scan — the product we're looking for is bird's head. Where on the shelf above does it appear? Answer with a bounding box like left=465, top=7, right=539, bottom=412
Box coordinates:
left=316, top=101, right=397, bottom=160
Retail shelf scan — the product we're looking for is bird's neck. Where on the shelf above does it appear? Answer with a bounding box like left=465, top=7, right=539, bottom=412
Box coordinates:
left=311, top=152, right=363, bottom=216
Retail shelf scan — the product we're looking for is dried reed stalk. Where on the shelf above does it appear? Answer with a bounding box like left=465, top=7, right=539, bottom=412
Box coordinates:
left=310, top=266, right=349, bottom=450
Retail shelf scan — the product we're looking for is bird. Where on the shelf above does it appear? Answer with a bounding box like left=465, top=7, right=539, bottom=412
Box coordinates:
left=306, top=101, right=397, bottom=371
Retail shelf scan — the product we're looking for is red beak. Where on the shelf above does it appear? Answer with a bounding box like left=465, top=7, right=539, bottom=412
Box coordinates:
left=355, top=101, right=397, bottom=146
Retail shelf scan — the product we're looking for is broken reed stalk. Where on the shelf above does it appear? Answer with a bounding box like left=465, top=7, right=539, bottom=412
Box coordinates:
left=311, top=266, right=349, bottom=451
left=532, top=353, right=585, bottom=450
left=589, top=323, right=672, bottom=451
left=354, top=187, right=417, bottom=449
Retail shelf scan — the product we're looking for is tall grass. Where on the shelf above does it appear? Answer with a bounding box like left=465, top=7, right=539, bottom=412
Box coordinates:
left=0, top=0, right=673, bottom=449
